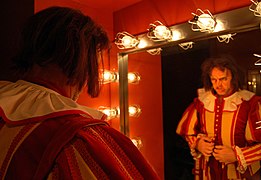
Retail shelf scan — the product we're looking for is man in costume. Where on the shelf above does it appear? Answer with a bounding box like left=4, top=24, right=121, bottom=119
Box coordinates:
left=176, top=55, right=261, bottom=179
left=0, top=6, right=159, bottom=179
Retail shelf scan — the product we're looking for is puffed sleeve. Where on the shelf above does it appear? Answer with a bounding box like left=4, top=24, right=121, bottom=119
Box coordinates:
left=176, top=98, right=203, bottom=159
left=176, top=98, right=201, bottom=137
left=247, top=95, right=261, bottom=141
left=234, top=95, right=261, bottom=174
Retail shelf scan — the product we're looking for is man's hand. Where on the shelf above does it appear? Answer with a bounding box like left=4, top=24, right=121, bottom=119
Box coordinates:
left=213, top=145, right=237, bottom=164
left=196, top=136, right=215, bottom=157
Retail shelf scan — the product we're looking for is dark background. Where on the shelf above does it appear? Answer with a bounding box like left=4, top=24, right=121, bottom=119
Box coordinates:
left=162, top=30, right=261, bottom=179
left=0, top=1, right=34, bottom=81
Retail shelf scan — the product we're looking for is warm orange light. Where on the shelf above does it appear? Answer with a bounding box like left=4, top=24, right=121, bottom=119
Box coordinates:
left=100, top=70, right=118, bottom=84
left=189, top=9, right=216, bottom=33
left=147, top=21, right=172, bottom=41
left=98, top=104, right=142, bottom=120
left=115, top=31, right=139, bottom=49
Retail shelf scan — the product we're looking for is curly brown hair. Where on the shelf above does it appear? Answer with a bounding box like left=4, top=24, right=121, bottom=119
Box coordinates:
left=201, top=54, right=244, bottom=92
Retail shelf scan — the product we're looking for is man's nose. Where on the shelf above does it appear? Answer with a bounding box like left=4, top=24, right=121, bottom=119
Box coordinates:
left=216, top=80, right=222, bottom=86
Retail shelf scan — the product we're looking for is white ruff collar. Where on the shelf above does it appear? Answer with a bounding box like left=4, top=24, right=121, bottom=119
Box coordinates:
left=197, top=88, right=255, bottom=112
left=0, top=80, right=106, bottom=124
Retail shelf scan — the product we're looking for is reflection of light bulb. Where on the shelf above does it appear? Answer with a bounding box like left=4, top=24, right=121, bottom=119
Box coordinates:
left=137, top=39, right=148, bottom=48
left=98, top=105, right=141, bottom=119
left=217, top=33, right=236, bottom=43
left=98, top=106, right=119, bottom=120
left=171, top=30, right=182, bottom=41
left=129, top=105, right=142, bottom=117
left=214, top=20, right=225, bottom=32
left=147, top=48, right=162, bottom=55
left=179, top=42, right=194, bottom=50
left=100, top=70, right=141, bottom=84
left=128, top=72, right=141, bottom=83
left=131, top=137, right=143, bottom=149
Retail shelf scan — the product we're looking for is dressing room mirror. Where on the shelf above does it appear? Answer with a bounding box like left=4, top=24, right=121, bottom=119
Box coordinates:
left=117, top=6, right=261, bottom=179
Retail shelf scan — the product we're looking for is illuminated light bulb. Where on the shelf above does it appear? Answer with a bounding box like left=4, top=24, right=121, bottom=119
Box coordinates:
left=213, top=20, right=236, bottom=43
left=137, top=39, right=148, bottom=48
left=171, top=30, right=183, bottom=41
left=128, top=105, right=142, bottom=117
left=249, top=0, right=261, bottom=17
left=101, top=70, right=118, bottom=84
left=121, top=35, right=133, bottom=47
left=98, top=104, right=141, bottom=119
left=179, top=42, right=194, bottom=50
left=214, top=20, right=225, bottom=32
left=98, top=106, right=119, bottom=120
left=128, top=72, right=141, bottom=83
left=131, top=137, right=143, bottom=149
left=115, top=31, right=139, bottom=49
left=147, top=20, right=172, bottom=41
left=189, top=9, right=216, bottom=33
left=154, top=25, right=171, bottom=39
left=100, top=70, right=141, bottom=84
left=197, top=14, right=215, bottom=31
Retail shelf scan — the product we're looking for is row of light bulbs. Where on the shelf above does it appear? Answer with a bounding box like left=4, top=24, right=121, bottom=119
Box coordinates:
left=114, top=0, right=261, bottom=53
left=101, top=70, right=141, bottom=84
left=99, top=70, right=142, bottom=119
left=99, top=104, right=142, bottom=120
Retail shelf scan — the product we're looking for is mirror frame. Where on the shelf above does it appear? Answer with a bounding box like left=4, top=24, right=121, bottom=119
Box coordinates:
left=117, top=5, right=261, bottom=136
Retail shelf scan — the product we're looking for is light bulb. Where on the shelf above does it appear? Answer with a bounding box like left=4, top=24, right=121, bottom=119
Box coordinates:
left=147, top=21, right=172, bottom=41
left=171, top=30, right=182, bottom=41
left=128, top=72, right=141, bottom=83
left=121, top=35, right=133, bottom=48
left=98, top=106, right=119, bottom=120
left=189, top=9, right=216, bottom=32
left=128, top=105, right=142, bottom=117
left=197, top=14, right=215, bottom=31
left=115, top=31, right=139, bottom=49
left=154, top=25, right=171, bottom=39
left=101, top=70, right=118, bottom=84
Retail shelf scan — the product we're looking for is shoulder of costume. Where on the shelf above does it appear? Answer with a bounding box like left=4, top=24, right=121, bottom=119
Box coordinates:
left=0, top=80, right=107, bottom=126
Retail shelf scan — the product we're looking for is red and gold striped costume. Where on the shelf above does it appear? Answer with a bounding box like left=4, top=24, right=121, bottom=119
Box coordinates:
left=0, top=80, right=159, bottom=179
left=176, top=88, right=261, bottom=179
